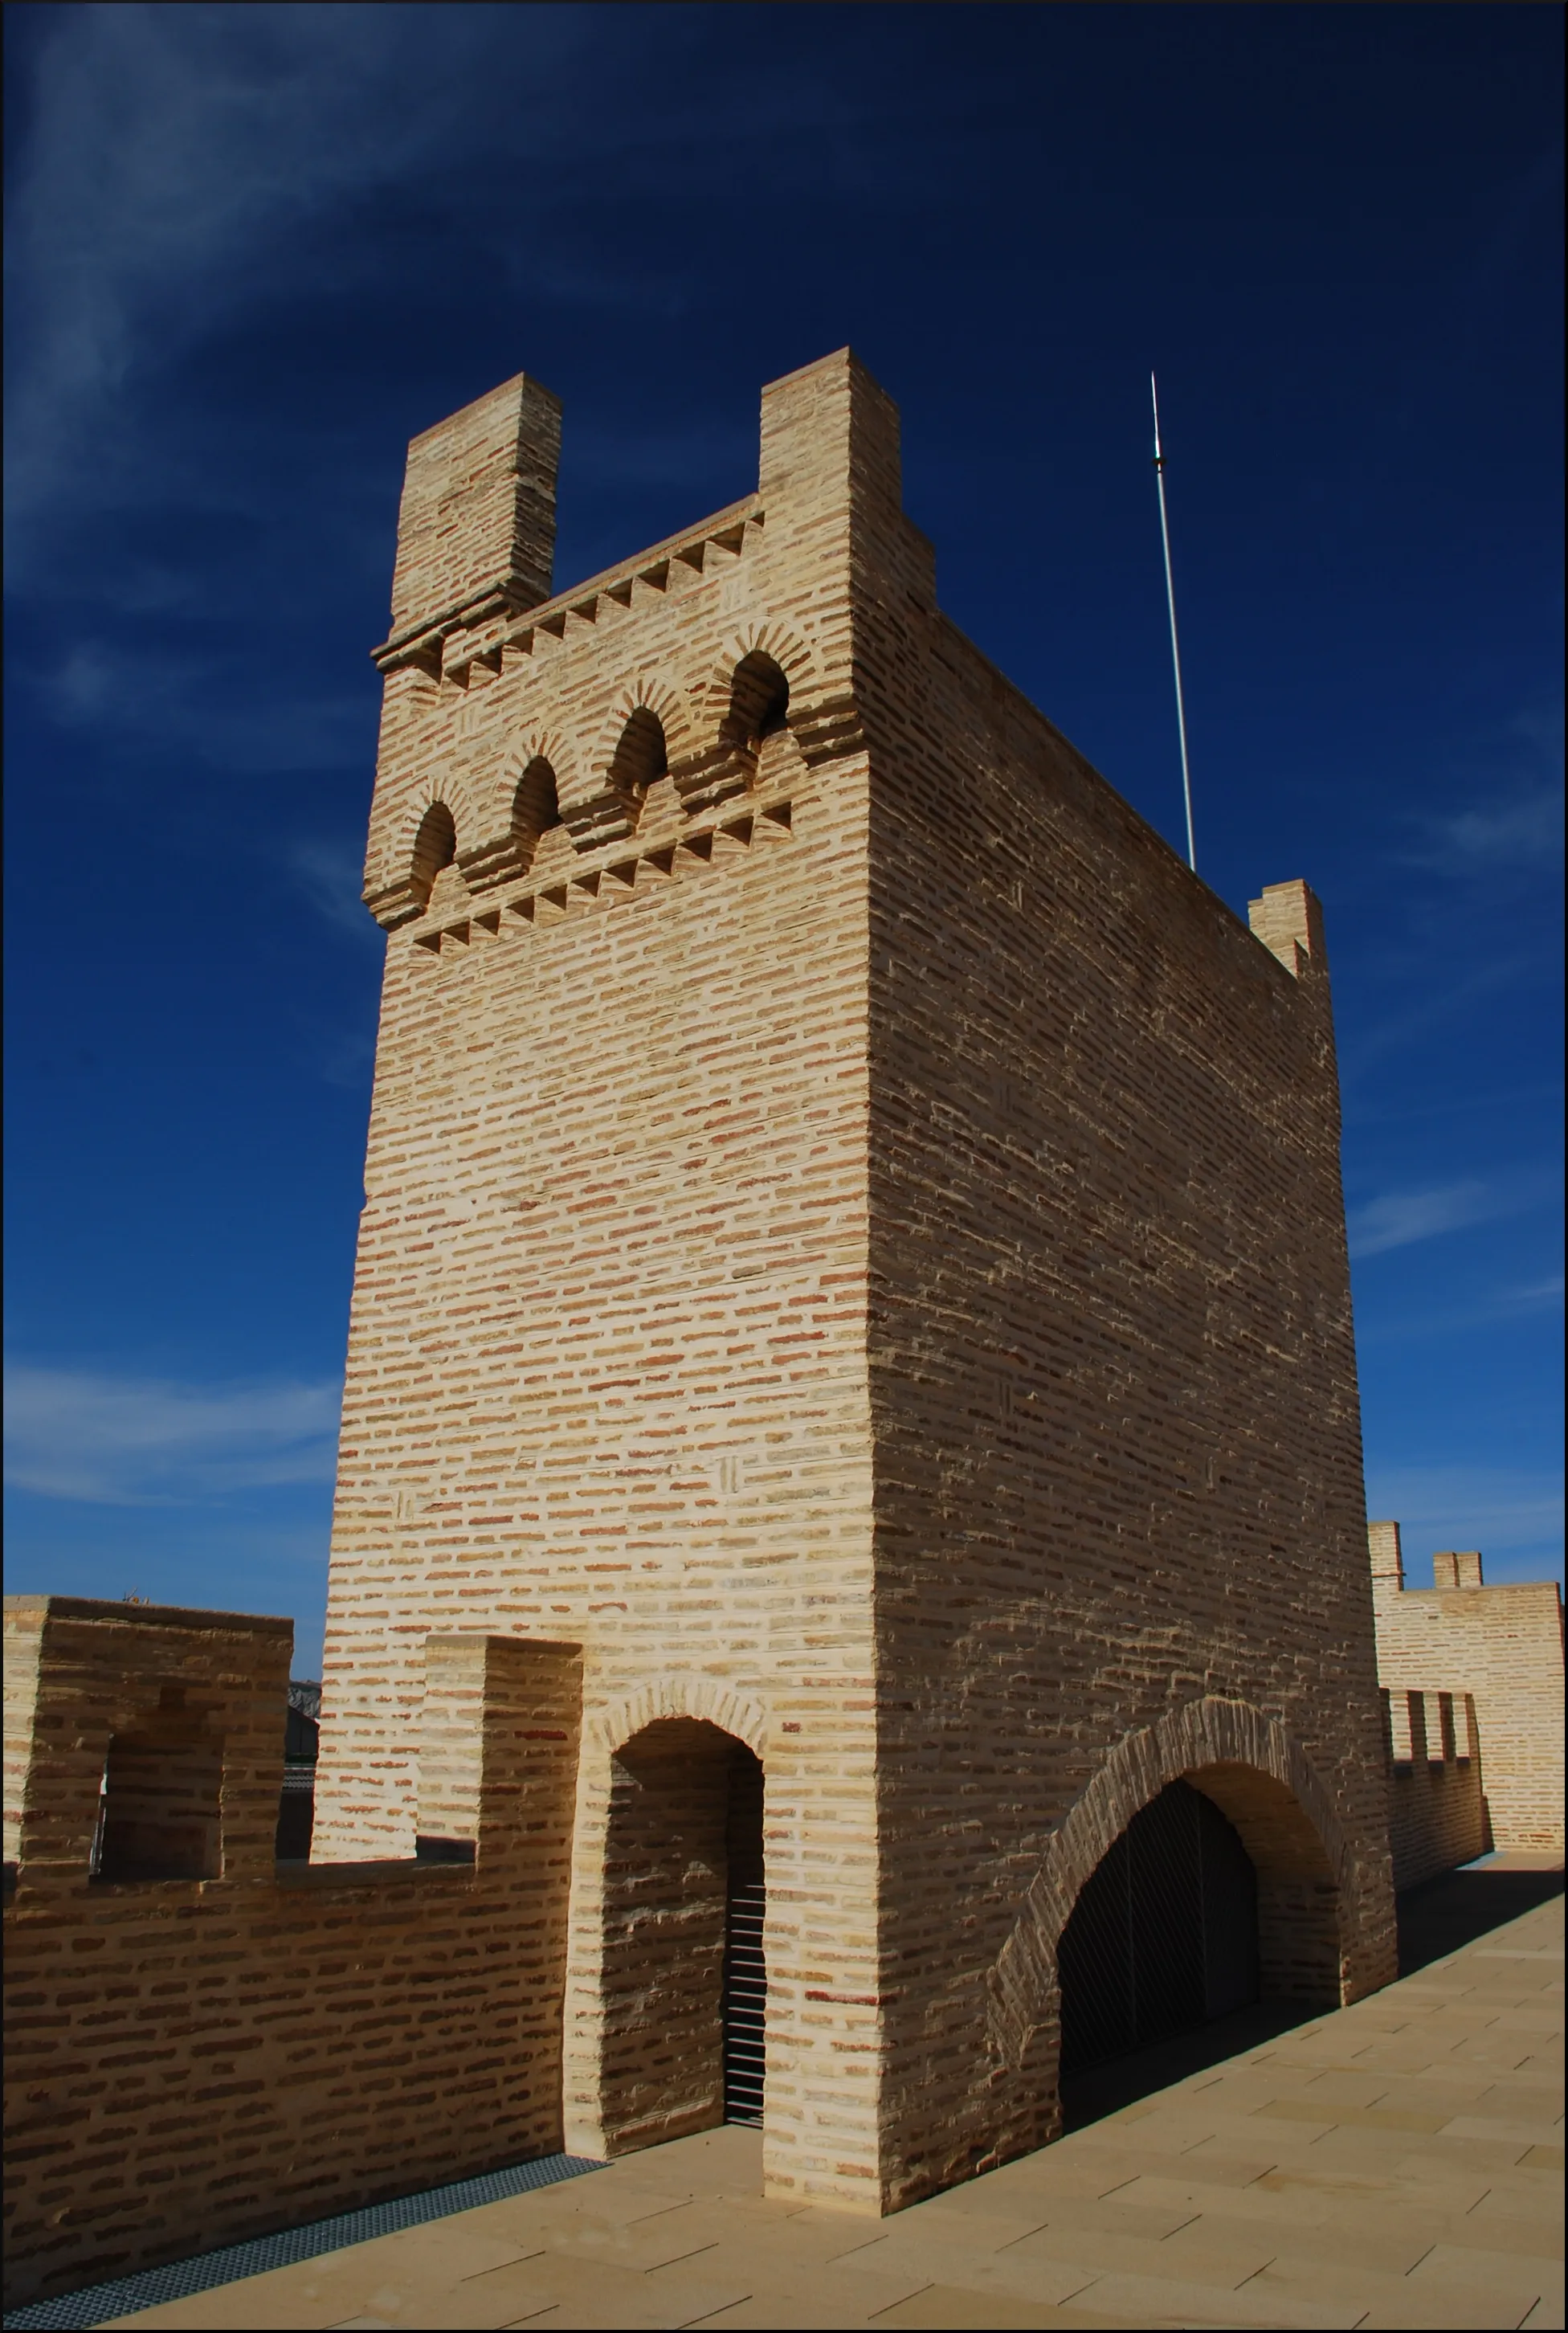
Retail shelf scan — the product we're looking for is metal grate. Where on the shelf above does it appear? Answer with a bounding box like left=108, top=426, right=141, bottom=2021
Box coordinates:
left=1059, top=1779, right=1259, bottom=2078
left=722, top=1745, right=766, bottom=2126
left=1128, top=1772, right=1205, bottom=2046
left=2, top=2151, right=603, bottom=2332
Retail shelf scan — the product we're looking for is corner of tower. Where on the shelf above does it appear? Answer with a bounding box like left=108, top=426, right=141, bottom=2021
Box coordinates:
left=1247, top=878, right=1328, bottom=979
left=757, top=348, right=935, bottom=607
left=386, top=371, right=562, bottom=649
left=1367, top=1518, right=1404, bottom=1596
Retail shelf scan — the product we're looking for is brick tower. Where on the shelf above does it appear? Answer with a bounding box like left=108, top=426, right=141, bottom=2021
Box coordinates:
left=312, top=351, right=1396, bottom=2212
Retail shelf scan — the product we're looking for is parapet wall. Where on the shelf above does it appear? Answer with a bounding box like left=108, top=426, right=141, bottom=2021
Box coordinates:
left=2, top=1598, right=582, bottom=2311
left=1382, top=1687, right=1488, bottom=1890
left=1369, top=1524, right=1565, bottom=1854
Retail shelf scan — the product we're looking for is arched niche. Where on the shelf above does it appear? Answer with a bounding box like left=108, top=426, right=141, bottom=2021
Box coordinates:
left=1057, top=1775, right=1260, bottom=2077
left=723, top=651, right=790, bottom=751
left=512, top=755, right=561, bottom=850
left=608, top=706, right=668, bottom=800
left=409, top=800, right=458, bottom=912
left=986, top=1698, right=1361, bottom=2090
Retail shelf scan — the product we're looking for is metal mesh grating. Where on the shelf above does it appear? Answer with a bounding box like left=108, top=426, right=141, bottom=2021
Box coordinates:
left=722, top=1743, right=766, bottom=2127
left=2, top=2151, right=603, bottom=2331
left=1058, top=1778, right=1260, bottom=2078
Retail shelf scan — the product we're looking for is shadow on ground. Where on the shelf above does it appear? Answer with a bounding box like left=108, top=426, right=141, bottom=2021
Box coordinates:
left=1395, top=1858, right=1565, bottom=1975
left=1061, top=1857, right=1565, bottom=2133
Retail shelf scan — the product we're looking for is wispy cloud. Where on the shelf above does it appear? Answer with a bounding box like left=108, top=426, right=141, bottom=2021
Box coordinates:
left=4, top=2, right=754, bottom=575
left=1365, top=1465, right=1563, bottom=1576
left=1348, top=1180, right=1500, bottom=1258
left=50, top=640, right=370, bottom=773
left=4, top=4, right=524, bottom=545
left=1338, top=947, right=1546, bottom=1087
left=1346, top=1162, right=1559, bottom=1260
left=290, top=840, right=381, bottom=946
left=4, top=1360, right=341, bottom=1505
left=1405, top=701, right=1565, bottom=879
left=1416, top=783, right=1565, bottom=876
left=1501, top=1272, right=1565, bottom=1305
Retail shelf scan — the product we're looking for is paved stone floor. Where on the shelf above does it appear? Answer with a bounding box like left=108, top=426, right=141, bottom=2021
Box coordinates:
left=112, top=1890, right=1562, bottom=2332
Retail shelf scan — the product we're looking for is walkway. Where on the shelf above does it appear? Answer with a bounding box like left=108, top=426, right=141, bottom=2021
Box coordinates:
left=112, top=1889, right=1563, bottom=2332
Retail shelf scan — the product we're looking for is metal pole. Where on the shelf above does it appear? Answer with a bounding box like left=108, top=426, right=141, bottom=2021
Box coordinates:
left=1151, top=373, right=1197, bottom=873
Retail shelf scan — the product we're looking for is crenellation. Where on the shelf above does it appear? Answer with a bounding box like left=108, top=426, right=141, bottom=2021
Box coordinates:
left=382, top=496, right=763, bottom=682
left=1370, top=1524, right=1563, bottom=1854
left=386, top=371, right=562, bottom=647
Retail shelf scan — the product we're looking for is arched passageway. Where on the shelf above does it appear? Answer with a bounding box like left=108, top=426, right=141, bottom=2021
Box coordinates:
left=598, top=1718, right=765, bottom=2151
left=1058, top=1778, right=1259, bottom=2075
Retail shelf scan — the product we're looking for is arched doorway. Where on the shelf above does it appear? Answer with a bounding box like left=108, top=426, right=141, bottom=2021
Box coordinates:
left=1058, top=1779, right=1260, bottom=2076
left=598, top=1718, right=766, bottom=2151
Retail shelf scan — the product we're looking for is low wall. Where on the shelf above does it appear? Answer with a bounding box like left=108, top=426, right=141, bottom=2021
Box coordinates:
left=2, top=1598, right=582, bottom=2310
left=1383, top=1687, right=1488, bottom=1891
left=1370, top=1527, right=1564, bottom=1855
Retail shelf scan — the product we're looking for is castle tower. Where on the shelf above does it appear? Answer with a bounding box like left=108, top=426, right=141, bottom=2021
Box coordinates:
left=312, top=352, right=1396, bottom=2212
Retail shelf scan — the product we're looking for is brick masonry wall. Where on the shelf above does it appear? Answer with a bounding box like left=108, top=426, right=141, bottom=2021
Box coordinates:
left=6, top=353, right=1412, bottom=2279
left=2, top=1601, right=581, bottom=2311
left=851, top=461, right=1398, bottom=2199
left=1382, top=1687, right=1488, bottom=1890
left=316, top=353, right=888, bottom=2208
left=320, top=349, right=1397, bottom=2213
left=388, top=372, right=561, bottom=642
left=1370, top=1523, right=1565, bottom=1853
left=3, top=1600, right=45, bottom=1868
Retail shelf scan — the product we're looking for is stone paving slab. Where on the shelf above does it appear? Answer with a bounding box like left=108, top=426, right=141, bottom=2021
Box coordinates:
left=107, top=1894, right=1563, bottom=2332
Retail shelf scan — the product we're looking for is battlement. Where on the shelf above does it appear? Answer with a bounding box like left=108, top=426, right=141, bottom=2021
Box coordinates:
left=1381, top=1684, right=1487, bottom=1888
left=1369, top=1522, right=1565, bottom=1854
left=388, top=371, right=562, bottom=646
left=361, top=349, right=932, bottom=932
left=2, top=1594, right=583, bottom=2307
left=374, top=492, right=759, bottom=680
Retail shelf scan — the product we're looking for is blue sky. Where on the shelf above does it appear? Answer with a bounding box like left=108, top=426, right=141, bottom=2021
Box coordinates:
left=4, top=3, right=1562, bottom=1674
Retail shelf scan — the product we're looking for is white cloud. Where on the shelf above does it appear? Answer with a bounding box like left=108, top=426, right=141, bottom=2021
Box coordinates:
left=290, top=840, right=381, bottom=944
left=51, top=641, right=370, bottom=772
left=1407, top=702, right=1565, bottom=878
left=1346, top=1165, right=1559, bottom=1261
left=1346, top=1180, right=1498, bottom=1259
left=1365, top=1465, right=1564, bottom=1576
left=3, top=3, right=584, bottom=552
left=4, top=1360, right=341, bottom=1505
left=1503, top=1272, right=1565, bottom=1305
left=1419, top=784, right=1565, bottom=874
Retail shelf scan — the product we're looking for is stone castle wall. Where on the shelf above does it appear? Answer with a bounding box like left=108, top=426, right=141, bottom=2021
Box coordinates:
left=848, top=439, right=1395, bottom=2198
left=1369, top=1522, right=1564, bottom=1853
left=2, top=1600, right=580, bottom=2311
left=1382, top=1685, right=1488, bottom=1889
left=315, top=349, right=1397, bottom=2210
left=6, top=352, right=1415, bottom=2298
